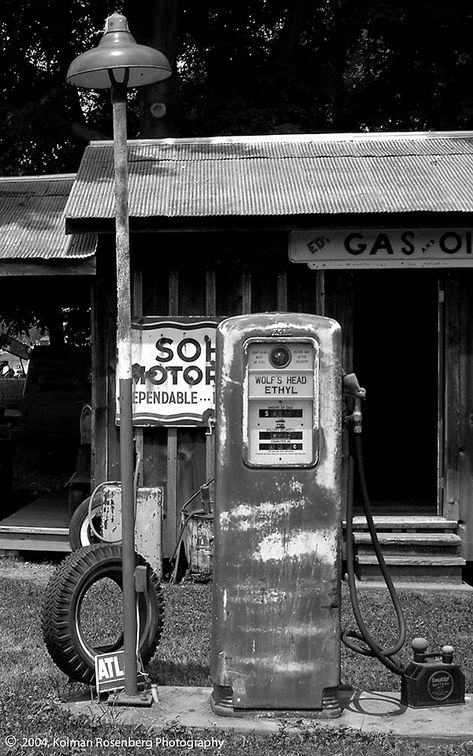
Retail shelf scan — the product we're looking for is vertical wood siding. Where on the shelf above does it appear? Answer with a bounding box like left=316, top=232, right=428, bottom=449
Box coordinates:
left=444, top=271, right=473, bottom=559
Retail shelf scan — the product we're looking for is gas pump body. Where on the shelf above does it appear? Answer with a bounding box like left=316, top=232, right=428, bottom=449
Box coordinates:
left=211, top=313, right=342, bottom=716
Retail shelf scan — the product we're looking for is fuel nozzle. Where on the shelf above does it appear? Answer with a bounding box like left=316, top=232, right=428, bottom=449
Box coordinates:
left=200, top=483, right=213, bottom=515
left=343, top=372, right=366, bottom=434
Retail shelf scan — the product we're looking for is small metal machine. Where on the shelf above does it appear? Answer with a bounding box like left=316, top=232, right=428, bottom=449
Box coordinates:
left=401, top=638, right=465, bottom=708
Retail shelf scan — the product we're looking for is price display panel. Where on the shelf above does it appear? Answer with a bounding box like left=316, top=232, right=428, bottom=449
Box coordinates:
left=245, top=340, right=319, bottom=466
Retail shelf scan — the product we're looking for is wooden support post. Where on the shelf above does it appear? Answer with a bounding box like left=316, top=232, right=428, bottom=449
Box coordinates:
left=206, top=268, right=217, bottom=481
left=277, top=270, right=288, bottom=311
left=133, top=268, right=144, bottom=485
left=111, top=80, right=140, bottom=702
left=164, top=271, right=179, bottom=558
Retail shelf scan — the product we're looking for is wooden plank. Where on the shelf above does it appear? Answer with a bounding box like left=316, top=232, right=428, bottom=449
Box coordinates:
left=0, top=536, right=71, bottom=552
left=206, top=267, right=217, bottom=481
left=93, top=245, right=117, bottom=484
left=358, top=554, right=465, bottom=567
left=133, top=268, right=144, bottom=484
left=206, top=268, right=217, bottom=314
left=437, top=280, right=445, bottom=513
left=324, top=270, right=353, bottom=521
left=178, top=267, right=206, bottom=314
left=348, top=515, right=458, bottom=530
left=163, top=270, right=180, bottom=559
left=325, top=270, right=354, bottom=371
left=216, top=263, right=244, bottom=315
left=443, top=272, right=460, bottom=522
left=315, top=271, right=325, bottom=316
left=457, top=271, right=473, bottom=559
left=90, top=272, right=105, bottom=489
left=242, top=270, right=251, bottom=313
left=168, top=269, right=179, bottom=314
left=354, top=532, right=461, bottom=545
left=165, top=428, right=178, bottom=558
left=0, top=497, right=69, bottom=528
left=0, top=260, right=96, bottom=276
left=106, top=249, right=120, bottom=480
left=0, top=525, right=69, bottom=535
left=277, top=269, right=288, bottom=311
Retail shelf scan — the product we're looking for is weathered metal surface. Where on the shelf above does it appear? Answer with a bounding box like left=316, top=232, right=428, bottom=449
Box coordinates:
left=101, top=485, right=163, bottom=577
left=65, top=132, right=473, bottom=226
left=183, top=513, right=213, bottom=578
left=211, top=313, right=342, bottom=712
left=0, top=174, right=96, bottom=259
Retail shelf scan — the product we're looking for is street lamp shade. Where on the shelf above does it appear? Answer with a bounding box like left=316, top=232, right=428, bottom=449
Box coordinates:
left=66, top=12, right=172, bottom=89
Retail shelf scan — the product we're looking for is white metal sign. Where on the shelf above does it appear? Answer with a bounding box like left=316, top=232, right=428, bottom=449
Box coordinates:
left=94, top=651, right=126, bottom=694
left=289, top=229, right=473, bottom=269
left=94, top=650, right=146, bottom=694
left=117, top=318, right=219, bottom=427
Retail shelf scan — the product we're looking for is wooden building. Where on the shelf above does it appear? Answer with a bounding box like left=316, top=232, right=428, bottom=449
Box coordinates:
left=0, top=175, right=95, bottom=552
left=61, top=131, right=473, bottom=583
left=1, top=133, right=472, bottom=582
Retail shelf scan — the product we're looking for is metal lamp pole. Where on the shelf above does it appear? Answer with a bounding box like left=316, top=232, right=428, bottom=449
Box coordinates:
left=112, top=74, right=139, bottom=703
left=67, top=13, right=171, bottom=705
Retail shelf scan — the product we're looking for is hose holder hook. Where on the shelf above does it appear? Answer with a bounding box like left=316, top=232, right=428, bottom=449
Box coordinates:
left=343, top=372, right=366, bottom=434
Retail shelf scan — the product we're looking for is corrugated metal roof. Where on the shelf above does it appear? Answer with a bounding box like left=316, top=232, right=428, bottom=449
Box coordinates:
left=0, top=174, right=96, bottom=259
left=65, top=131, right=473, bottom=224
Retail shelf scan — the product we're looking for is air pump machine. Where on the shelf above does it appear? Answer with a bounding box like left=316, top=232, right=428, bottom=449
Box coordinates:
left=210, top=312, right=464, bottom=717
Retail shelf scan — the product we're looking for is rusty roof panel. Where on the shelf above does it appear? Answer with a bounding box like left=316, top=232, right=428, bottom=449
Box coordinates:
left=65, top=132, right=473, bottom=223
left=0, top=175, right=96, bottom=259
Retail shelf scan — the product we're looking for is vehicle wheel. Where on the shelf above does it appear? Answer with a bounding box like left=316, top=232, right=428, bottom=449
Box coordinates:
left=69, top=497, right=109, bottom=550
left=41, top=543, right=164, bottom=685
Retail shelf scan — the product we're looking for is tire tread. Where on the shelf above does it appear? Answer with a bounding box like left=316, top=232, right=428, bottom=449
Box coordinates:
left=41, top=544, right=164, bottom=684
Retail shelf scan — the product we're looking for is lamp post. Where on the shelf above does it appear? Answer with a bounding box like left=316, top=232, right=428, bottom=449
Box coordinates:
left=67, top=13, right=171, bottom=705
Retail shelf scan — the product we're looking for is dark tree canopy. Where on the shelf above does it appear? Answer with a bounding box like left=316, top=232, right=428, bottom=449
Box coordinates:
left=1, top=1, right=472, bottom=340
left=1, top=1, right=473, bottom=175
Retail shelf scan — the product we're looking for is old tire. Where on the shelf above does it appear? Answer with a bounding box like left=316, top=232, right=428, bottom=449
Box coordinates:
left=69, top=497, right=107, bottom=550
left=41, top=544, right=164, bottom=685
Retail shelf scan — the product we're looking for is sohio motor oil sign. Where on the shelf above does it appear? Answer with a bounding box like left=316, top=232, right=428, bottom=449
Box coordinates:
left=117, top=318, right=219, bottom=427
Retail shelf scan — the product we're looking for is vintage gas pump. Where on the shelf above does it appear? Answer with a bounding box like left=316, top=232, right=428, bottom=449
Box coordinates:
left=211, top=313, right=343, bottom=716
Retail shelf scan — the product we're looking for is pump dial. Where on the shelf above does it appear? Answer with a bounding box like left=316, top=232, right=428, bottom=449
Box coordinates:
left=269, top=345, right=292, bottom=369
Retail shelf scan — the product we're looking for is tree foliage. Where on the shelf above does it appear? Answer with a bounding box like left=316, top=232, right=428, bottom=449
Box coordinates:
left=1, top=1, right=473, bottom=339
left=1, top=0, right=473, bottom=171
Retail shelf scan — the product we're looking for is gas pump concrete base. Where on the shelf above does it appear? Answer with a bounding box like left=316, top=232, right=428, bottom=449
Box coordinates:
left=60, top=685, right=473, bottom=745
left=210, top=687, right=342, bottom=719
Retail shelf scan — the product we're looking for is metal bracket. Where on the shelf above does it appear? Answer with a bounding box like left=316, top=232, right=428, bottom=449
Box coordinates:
left=205, top=416, right=215, bottom=436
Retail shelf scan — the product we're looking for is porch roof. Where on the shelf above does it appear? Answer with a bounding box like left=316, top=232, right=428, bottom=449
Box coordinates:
left=65, top=131, right=473, bottom=230
left=0, top=174, right=96, bottom=259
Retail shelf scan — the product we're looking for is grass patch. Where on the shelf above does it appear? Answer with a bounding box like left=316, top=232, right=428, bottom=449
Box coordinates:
left=1, top=557, right=472, bottom=755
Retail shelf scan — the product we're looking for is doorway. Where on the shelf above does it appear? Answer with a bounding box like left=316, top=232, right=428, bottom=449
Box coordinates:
left=352, top=270, right=439, bottom=514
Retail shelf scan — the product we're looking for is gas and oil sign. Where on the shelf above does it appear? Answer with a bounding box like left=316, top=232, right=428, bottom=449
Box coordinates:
left=117, top=317, right=219, bottom=427
left=289, top=229, right=473, bottom=269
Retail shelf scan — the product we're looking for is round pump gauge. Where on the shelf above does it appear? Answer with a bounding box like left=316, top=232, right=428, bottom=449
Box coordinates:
left=269, top=345, right=292, bottom=368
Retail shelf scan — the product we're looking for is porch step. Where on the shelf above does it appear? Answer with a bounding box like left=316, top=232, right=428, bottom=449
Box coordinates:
left=344, top=516, right=466, bottom=584
left=354, top=532, right=462, bottom=557
left=0, top=525, right=71, bottom=552
left=0, top=495, right=71, bottom=553
left=350, top=516, right=459, bottom=532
